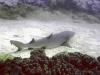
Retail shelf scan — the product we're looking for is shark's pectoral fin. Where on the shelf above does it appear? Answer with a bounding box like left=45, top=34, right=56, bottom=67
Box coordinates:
left=46, top=33, right=53, bottom=39
left=66, top=43, right=71, bottom=48
left=61, top=41, right=66, bottom=46
left=29, top=38, right=35, bottom=44
left=61, top=41, right=71, bottom=48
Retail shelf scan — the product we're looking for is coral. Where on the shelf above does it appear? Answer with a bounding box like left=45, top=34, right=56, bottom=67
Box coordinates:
left=0, top=49, right=100, bottom=75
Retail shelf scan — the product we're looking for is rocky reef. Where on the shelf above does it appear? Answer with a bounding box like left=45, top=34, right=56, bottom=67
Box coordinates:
left=0, top=49, right=100, bottom=75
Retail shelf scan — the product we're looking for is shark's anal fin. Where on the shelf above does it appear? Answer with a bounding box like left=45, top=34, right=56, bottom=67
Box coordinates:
left=14, top=47, right=22, bottom=53
left=47, top=33, right=53, bottom=39
left=18, top=47, right=22, bottom=51
left=29, top=38, right=35, bottom=44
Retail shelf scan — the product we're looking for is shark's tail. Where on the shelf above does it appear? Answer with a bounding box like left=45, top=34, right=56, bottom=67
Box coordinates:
left=10, top=40, right=25, bottom=51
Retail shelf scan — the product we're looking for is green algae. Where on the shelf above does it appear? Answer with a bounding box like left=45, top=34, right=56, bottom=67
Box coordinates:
left=0, top=53, right=14, bottom=61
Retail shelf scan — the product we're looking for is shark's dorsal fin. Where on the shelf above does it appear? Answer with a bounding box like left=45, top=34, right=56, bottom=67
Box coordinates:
left=29, top=38, right=35, bottom=44
left=47, top=33, right=53, bottom=39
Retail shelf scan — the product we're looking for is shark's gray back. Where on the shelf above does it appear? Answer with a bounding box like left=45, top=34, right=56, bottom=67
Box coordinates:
left=28, top=31, right=75, bottom=48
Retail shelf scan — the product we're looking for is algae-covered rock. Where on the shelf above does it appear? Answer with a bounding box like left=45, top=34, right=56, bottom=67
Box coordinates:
left=0, top=53, right=14, bottom=61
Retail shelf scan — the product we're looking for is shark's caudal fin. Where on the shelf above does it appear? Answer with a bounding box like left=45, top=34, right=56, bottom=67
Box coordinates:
left=10, top=40, right=25, bottom=45
left=10, top=40, right=25, bottom=51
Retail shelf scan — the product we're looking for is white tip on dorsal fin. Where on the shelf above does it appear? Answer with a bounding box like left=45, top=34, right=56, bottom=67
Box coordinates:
left=46, top=33, right=53, bottom=39
left=29, top=38, right=35, bottom=44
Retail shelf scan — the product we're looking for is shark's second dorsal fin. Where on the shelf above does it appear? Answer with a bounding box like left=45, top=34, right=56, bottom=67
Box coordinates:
left=47, top=33, right=53, bottom=39
left=29, top=38, right=35, bottom=44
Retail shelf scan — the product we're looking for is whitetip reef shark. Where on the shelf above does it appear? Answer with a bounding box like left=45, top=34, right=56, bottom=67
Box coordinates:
left=10, top=31, right=75, bottom=52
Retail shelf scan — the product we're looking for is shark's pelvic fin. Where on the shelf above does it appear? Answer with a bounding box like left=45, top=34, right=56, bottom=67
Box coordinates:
left=60, top=41, right=66, bottom=46
left=29, top=38, right=35, bottom=44
left=46, top=33, right=53, bottom=39
left=41, top=46, right=46, bottom=49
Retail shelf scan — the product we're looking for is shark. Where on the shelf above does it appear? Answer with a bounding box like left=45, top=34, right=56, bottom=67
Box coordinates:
left=10, top=31, right=75, bottom=52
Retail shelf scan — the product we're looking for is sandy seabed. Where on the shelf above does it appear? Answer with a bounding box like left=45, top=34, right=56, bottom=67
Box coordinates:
left=0, top=10, right=100, bottom=58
